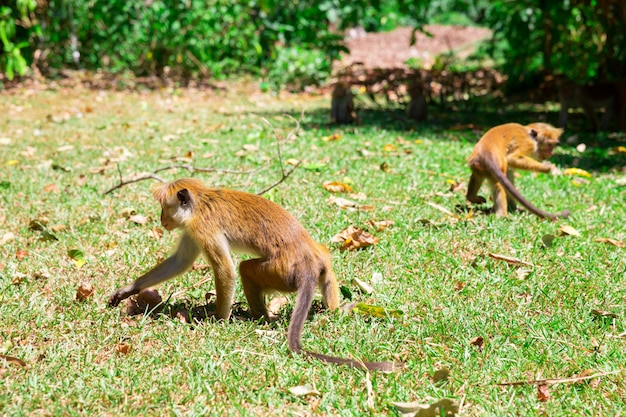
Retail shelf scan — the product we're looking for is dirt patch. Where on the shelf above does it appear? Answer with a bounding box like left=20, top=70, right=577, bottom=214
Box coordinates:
left=339, top=25, right=492, bottom=70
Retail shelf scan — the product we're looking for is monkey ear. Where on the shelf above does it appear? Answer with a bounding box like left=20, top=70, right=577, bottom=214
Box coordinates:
left=529, top=129, right=538, bottom=139
left=177, top=189, right=191, bottom=207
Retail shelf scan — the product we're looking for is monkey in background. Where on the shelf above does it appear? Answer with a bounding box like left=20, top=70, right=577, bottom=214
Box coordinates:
left=108, top=178, right=396, bottom=371
left=330, top=81, right=357, bottom=124
left=558, top=80, right=626, bottom=131
left=407, top=79, right=428, bottom=122
left=466, top=122, right=570, bottom=219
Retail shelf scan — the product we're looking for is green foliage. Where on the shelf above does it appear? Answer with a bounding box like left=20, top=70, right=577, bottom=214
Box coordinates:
left=0, top=1, right=37, bottom=81
left=266, top=46, right=332, bottom=91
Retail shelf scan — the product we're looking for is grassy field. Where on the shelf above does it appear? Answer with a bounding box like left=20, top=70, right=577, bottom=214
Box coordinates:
left=1, top=79, right=625, bottom=416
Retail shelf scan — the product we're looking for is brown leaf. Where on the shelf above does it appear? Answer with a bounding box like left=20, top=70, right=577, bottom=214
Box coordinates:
left=75, top=281, right=94, bottom=301
left=469, top=336, right=484, bottom=350
left=0, top=354, right=27, bottom=367
left=331, top=225, right=379, bottom=251
left=124, top=289, right=163, bottom=315
left=43, top=183, right=59, bottom=193
left=148, top=227, right=164, bottom=240
left=537, top=384, right=550, bottom=402
left=322, top=181, right=353, bottom=193
left=16, top=250, right=28, bottom=261
left=366, top=219, right=395, bottom=232
left=488, top=253, right=533, bottom=266
left=115, top=343, right=131, bottom=355
left=591, top=309, right=617, bottom=319
left=558, top=225, right=580, bottom=236
left=0, top=232, right=15, bottom=245
left=129, top=214, right=148, bottom=225
left=453, top=281, right=466, bottom=291
left=268, top=296, right=290, bottom=315
left=594, top=238, right=625, bottom=248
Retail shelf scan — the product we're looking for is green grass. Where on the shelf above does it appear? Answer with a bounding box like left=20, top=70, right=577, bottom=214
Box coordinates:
left=1, top=80, right=625, bottom=416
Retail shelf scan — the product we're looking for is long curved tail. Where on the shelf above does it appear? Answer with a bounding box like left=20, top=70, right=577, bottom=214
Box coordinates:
left=484, top=157, right=570, bottom=220
left=288, top=274, right=397, bottom=372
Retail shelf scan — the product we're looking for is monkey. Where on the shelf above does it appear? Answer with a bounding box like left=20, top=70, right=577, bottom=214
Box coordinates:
left=330, top=81, right=357, bottom=124
left=466, top=122, right=570, bottom=219
left=407, top=79, right=428, bottom=122
left=108, top=178, right=396, bottom=372
left=558, top=80, right=626, bottom=131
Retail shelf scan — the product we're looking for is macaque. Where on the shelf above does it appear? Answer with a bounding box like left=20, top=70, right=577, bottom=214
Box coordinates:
left=330, top=81, right=357, bottom=124
left=558, top=80, right=626, bottom=131
left=108, top=178, right=395, bottom=371
left=466, top=122, right=570, bottom=219
left=407, top=80, right=428, bottom=122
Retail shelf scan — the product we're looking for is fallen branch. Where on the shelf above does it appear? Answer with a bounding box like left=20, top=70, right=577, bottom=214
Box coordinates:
left=497, top=369, right=624, bottom=387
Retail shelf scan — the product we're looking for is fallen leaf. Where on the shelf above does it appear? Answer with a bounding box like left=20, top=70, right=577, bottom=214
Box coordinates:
left=76, top=282, right=94, bottom=301
left=353, top=302, right=403, bottom=319
left=432, top=367, right=450, bottom=383
left=366, top=219, right=394, bottom=232
left=67, top=249, right=85, bottom=268
left=119, top=207, right=136, bottom=218
left=453, top=281, right=466, bottom=291
left=615, top=146, right=626, bottom=154
left=591, top=309, right=617, bottom=319
left=515, top=269, right=532, bottom=280
left=354, top=277, right=374, bottom=294
left=594, top=238, right=625, bottom=248
left=541, top=234, right=556, bottom=248
left=469, top=336, right=484, bottom=350
left=559, top=225, right=580, bottom=236
left=322, top=181, right=353, bottom=193
left=331, top=225, right=379, bottom=251
left=6, top=160, right=19, bottom=166
left=148, top=227, right=164, bottom=240
left=124, top=289, right=163, bottom=315
left=16, top=250, right=28, bottom=261
left=426, top=202, right=456, bottom=217
left=288, top=384, right=320, bottom=397
left=0, top=354, right=27, bottom=367
left=0, top=232, right=15, bottom=245
left=322, top=133, right=342, bottom=142
left=371, top=271, right=383, bottom=285
left=537, top=384, right=550, bottom=402
left=115, top=343, right=131, bottom=355
left=328, top=195, right=357, bottom=209
left=391, top=398, right=459, bottom=417
left=488, top=253, right=533, bottom=266
left=564, top=168, right=592, bottom=178
left=285, top=158, right=300, bottom=166
left=268, top=296, right=289, bottom=315
left=129, top=214, right=148, bottom=225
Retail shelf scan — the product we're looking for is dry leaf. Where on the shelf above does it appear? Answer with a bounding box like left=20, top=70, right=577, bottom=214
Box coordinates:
left=328, top=195, right=358, bottom=209
left=322, top=181, right=353, bottom=193
left=322, top=133, right=342, bottom=142
left=515, top=269, right=532, bottom=280
left=331, top=225, right=379, bottom=251
left=43, top=183, right=59, bottom=193
left=124, top=289, right=163, bottom=315
left=537, top=384, right=550, bottom=402
left=564, top=168, right=592, bottom=178
left=591, top=309, right=617, bottom=319
left=594, top=238, right=625, bottom=248
left=119, top=207, right=136, bottom=218
left=115, top=343, right=131, bottom=355
left=288, top=384, right=320, bottom=397
left=382, top=143, right=397, bottom=152
left=367, top=219, right=395, bottom=232
left=453, top=281, right=466, bottom=291
left=488, top=253, right=533, bottom=266
left=469, top=336, right=484, bottom=350
left=148, top=227, right=164, bottom=240
left=354, top=277, right=374, bottom=294
left=0, top=354, right=27, bottom=367
left=0, top=232, right=15, bottom=245
left=129, top=214, right=148, bottom=225
left=16, top=250, right=28, bottom=261
left=392, top=398, right=459, bottom=417
left=559, top=225, right=580, bottom=236
left=432, top=367, right=450, bottom=383
left=427, top=202, right=455, bottom=216
left=75, top=282, right=94, bottom=301
left=268, top=296, right=290, bottom=315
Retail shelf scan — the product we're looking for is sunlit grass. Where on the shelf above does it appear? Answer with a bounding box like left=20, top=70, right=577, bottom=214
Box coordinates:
left=1, top=81, right=625, bottom=416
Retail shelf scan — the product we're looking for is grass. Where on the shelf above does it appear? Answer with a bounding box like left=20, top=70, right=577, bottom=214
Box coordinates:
left=1, top=79, right=625, bottom=416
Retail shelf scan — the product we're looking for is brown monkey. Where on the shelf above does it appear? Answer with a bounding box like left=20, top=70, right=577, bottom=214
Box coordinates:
left=466, top=122, right=570, bottom=219
left=330, top=81, right=357, bottom=124
left=407, top=79, right=428, bottom=122
left=108, top=178, right=396, bottom=371
left=558, top=80, right=626, bottom=131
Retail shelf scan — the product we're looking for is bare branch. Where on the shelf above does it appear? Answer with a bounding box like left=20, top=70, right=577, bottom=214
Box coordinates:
left=256, top=160, right=302, bottom=195
left=103, top=173, right=167, bottom=195
left=497, top=369, right=624, bottom=387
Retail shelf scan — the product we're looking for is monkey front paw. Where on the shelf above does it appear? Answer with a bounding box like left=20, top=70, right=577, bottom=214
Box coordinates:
left=108, top=292, right=123, bottom=308
left=467, top=195, right=487, bottom=204
left=550, top=165, right=563, bottom=176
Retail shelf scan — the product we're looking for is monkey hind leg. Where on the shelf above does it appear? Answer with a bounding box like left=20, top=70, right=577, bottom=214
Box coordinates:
left=239, top=259, right=274, bottom=319
left=505, top=171, right=517, bottom=212
left=492, top=182, right=509, bottom=217
left=319, top=267, right=340, bottom=311
left=466, top=171, right=487, bottom=204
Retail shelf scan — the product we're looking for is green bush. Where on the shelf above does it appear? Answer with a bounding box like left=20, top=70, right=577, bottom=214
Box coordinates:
left=266, top=45, right=332, bottom=91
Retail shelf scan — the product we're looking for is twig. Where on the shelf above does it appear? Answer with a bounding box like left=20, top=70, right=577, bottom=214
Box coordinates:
left=104, top=173, right=166, bottom=195
left=496, top=369, right=624, bottom=387
left=255, top=160, right=302, bottom=195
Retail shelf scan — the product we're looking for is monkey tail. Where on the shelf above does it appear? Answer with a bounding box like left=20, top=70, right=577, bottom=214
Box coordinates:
left=288, top=272, right=397, bottom=372
left=484, top=157, right=570, bottom=220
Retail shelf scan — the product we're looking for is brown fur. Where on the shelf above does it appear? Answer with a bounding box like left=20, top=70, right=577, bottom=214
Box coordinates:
left=407, top=80, right=428, bottom=122
left=466, top=123, right=570, bottom=219
left=559, top=80, right=626, bottom=131
left=109, top=178, right=396, bottom=371
left=330, top=81, right=357, bottom=124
